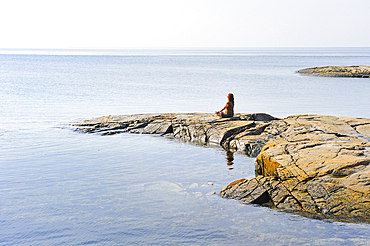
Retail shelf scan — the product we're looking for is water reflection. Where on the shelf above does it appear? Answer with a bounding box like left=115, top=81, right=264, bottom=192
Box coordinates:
left=226, top=151, right=234, bottom=169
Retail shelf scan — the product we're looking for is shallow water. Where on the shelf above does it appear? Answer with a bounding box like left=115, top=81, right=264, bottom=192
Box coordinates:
left=1, top=48, right=370, bottom=245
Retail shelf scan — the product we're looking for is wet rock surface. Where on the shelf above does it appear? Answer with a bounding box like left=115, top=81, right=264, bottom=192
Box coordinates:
left=297, top=65, right=370, bottom=78
left=73, top=113, right=370, bottom=222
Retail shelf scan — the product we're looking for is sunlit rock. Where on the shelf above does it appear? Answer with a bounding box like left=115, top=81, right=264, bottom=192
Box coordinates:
left=297, top=65, right=370, bottom=78
left=74, top=113, right=370, bottom=221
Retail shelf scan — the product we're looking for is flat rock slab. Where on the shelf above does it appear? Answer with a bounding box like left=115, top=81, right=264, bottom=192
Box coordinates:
left=73, top=113, right=370, bottom=222
left=297, top=65, right=370, bottom=78
left=74, top=113, right=278, bottom=155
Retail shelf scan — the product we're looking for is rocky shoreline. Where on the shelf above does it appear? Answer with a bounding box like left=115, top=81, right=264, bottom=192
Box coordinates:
left=297, top=65, right=370, bottom=78
left=73, top=113, right=370, bottom=222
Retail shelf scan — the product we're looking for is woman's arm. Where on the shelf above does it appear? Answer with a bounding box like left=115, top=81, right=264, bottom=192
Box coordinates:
left=219, top=103, right=229, bottom=113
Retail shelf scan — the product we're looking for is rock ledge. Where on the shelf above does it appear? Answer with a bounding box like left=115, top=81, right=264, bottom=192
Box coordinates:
left=297, top=65, right=370, bottom=78
left=73, top=113, right=370, bottom=222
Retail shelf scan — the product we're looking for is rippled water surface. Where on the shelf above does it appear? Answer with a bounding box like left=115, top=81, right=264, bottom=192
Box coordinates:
left=1, top=48, right=370, bottom=245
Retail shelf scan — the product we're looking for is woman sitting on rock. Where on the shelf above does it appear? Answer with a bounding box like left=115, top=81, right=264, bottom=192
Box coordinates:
left=215, top=93, right=234, bottom=118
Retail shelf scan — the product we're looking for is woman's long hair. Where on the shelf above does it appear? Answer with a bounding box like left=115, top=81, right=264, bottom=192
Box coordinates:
left=228, top=93, right=234, bottom=104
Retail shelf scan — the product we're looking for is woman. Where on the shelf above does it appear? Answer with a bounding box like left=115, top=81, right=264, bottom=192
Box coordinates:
left=215, top=93, right=234, bottom=118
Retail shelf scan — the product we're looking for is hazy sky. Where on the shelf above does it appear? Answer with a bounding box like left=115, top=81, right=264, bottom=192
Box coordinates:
left=1, top=0, right=369, bottom=48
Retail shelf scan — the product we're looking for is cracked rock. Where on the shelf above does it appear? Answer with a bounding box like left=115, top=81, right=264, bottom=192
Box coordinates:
left=73, top=113, right=370, bottom=221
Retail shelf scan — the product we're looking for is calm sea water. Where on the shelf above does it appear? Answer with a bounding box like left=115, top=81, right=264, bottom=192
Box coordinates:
left=1, top=48, right=370, bottom=245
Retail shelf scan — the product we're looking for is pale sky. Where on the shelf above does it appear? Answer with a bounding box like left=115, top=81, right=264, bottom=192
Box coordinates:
left=1, top=0, right=369, bottom=49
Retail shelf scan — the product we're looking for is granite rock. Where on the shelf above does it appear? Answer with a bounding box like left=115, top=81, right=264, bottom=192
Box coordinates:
left=73, top=113, right=370, bottom=221
left=74, top=113, right=278, bottom=157
left=297, top=65, right=370, bottom=78
left=220, top=115, right=370, bottom=222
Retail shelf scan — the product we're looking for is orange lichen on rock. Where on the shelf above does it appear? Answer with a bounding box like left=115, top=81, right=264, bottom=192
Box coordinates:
left=226, top=178, right=247, bottom=188
left=255, top=154, right=281, bottom=177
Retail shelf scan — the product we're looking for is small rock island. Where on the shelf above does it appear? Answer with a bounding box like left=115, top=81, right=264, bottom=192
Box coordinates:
left=74, top=113, right=370, bottom=222
left=297, top=65, right=370, bottom=77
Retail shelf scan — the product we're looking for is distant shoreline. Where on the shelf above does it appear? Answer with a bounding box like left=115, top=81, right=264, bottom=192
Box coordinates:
left=297, top=65, right=370, bottom=78
left=1, top=47, right=370, bottom=56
